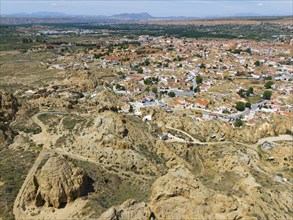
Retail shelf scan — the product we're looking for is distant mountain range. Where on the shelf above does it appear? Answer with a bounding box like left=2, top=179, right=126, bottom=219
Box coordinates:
left=1, top=12, right=291, bottom=25
left=111, top=12, right=154, bottom=20
left=2, top=12, right=151, bottom=19
left=2, top=12, right=200, bottom=20
left=2, top=12, right=70, bottom=18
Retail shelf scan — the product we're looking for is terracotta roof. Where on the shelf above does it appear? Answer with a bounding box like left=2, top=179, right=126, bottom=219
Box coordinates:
left=283, top=112, right=293, bottom=117
left=195, top=100, right=209, bottom=106
left=105, top=55, right=121, bottom=61
left=174, top=100, right=182, bottom=105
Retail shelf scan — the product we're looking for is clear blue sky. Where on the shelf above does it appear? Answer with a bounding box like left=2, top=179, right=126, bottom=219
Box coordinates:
left=1, top=1, right=292, bottom=17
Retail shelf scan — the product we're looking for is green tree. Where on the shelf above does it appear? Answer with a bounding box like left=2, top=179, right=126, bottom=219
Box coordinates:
left=151, top=87, right=158, bottom=94
left=22, top=38, right=32, bottom=43
left=115, top=84, right=121, bottom=90
left=237, top=89, right=246, bottom=98
left=245, top=102, right=252, bottom=109
left=168, top=91, right=176, bottom=97
left=137, top=67, right=143, bottom=74
left=245, top=48, right=252, bottom=54
left=194, top=86, right=200, bottom=93
left=199, top=63, right=206, bottom=69
left=234, top=118, right=243, bottom=127
left=254, top=60, right=261, bottom=67
left=264, top=81, right=274, bottom=89
left=247, top=87, right=254, bottom=95
left=129, top=105, right=134, bottom=113
left=235, top=101, right=246, bottom=111
left=94, top=53, right=103, bottom=59
left=196, top=76, right=203, bottom=84
left=144, top=59, right=150, bottom=66
left=144, top=78, right=151, bottom=85
left=263, top=90, right=272, bottom=100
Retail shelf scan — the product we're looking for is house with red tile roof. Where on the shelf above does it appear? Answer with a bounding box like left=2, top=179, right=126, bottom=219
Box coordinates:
left=194, top=100, right=209, bottom=109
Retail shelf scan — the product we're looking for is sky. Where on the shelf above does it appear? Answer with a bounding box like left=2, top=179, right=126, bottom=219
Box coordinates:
left=1, top=0, right=292, bottom=17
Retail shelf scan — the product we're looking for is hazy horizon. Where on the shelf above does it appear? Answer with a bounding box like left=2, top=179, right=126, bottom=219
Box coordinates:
left=1, top=1, right=293, bottom=18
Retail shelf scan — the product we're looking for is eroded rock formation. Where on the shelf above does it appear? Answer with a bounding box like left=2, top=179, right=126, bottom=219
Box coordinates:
left=26, top=156, right=92, bottom=208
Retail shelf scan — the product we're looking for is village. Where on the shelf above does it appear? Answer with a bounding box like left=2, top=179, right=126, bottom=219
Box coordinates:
left=24, top=33, right=293, bottom=130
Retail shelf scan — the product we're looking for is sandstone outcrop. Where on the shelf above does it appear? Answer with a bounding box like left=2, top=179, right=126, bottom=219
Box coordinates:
left=0, top=92, right=20, bottom=146
left=99, top=199, right=155, bottom=220
left=149, top=166, right=248, bottom=220
left=26, top=156, right=91, bottom=208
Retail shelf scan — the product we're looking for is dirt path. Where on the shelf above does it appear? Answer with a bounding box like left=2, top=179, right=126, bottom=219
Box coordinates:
left=31, top=114, right=52, bottom=148
left=165, top=126, right=292, bottom=152
left=13, top=149, right=54, bottom=220
left=165, top=126, right=202, bottom=144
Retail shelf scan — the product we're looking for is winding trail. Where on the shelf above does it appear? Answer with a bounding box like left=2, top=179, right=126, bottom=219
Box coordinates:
left=14, top=111, right=154, bottom=220
left=165, top=125, right=292, bottom=150
left=165, top=125, right=292, bottom=176
left=165, top=126, right=201, bottom=144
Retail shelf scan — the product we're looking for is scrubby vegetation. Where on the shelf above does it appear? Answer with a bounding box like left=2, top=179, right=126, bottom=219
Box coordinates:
left=0, top=148, right=37, bottom=219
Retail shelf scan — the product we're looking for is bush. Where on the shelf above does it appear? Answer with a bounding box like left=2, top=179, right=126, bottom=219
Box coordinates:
left=245, top=102, right=252, bottom=109
left=285, top=129, right=292, bottom=135
left=196, top=76, right=203, bottom=84
left=254, top=60, right=261, bottom=66
left=264, top=81, right=274, bottom=89
left=151, top=87, right=158, bottom=94
left=168, top=91, right=176, bottom=97
left=234, top=118, right=243, bottom=127
left=263, top=90, right=272, bottom=100
left=235, top=101, right=246, bottom=111
left=247, top=87, right=254, bottom=95
left=194, top=86, right=200, bottom=93
left=199, top=63, right=206, bottom=69
left=237, top=89, right=246, bottom=98
left=137, top=67, right=143, bottom=74
left=94, top=53, right=103, bottom=59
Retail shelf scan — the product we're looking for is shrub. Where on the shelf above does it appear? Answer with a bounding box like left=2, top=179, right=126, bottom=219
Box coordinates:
left=245, top=102, right=252, bottom=109
left=199, top=63, right=206, bottom=69
left=264, top=81, right=274, bottom=89
left=196, top=76, right=203, bottom=84
left=235, top=101, right=245, bottom=111
left=194, top=86, right=200, bottom=93
left=234, top=118, right=243, bottom=127
left=168, top=91, right=176, bottom=97
left=263, top=90, right=272, bottom=100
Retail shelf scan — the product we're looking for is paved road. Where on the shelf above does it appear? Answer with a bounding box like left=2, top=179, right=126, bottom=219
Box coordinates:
left=229, top=100, right=267, bottom=119
left=185, top=100, right=268, bottom=120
